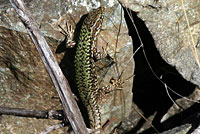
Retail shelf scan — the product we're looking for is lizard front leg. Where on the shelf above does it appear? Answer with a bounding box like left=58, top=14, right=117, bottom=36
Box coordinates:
left=59, top=22, right=76, bottom=48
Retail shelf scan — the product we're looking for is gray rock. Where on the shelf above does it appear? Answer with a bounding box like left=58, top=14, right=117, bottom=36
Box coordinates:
left=0, top=0, right=134, bottom=133
left=119, top=0, right=200, bottom=87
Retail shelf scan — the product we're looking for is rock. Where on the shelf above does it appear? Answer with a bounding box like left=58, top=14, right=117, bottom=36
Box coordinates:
left=0, top=0, right=134, bottom=133
left=0, top=26, right=64, bottom=133
left=160, top=124, right=191, bottom=134
left=119, top=0, right=200, bottom=87
left=117, top=0, right=200, bottom=133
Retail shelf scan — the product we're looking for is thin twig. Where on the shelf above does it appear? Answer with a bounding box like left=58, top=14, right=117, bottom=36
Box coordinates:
left=133, top=106, right=159, bottom=133
left=180, top=0, right=200, bottom=68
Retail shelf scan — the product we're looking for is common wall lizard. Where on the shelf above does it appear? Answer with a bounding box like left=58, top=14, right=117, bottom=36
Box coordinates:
left=74, top=6, right=105, bottom=134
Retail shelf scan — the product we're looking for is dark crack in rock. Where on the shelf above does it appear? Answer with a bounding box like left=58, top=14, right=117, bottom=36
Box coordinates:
left=118, top=0, right=200, bottom=133
left=119, top=0, right=200, bottom=87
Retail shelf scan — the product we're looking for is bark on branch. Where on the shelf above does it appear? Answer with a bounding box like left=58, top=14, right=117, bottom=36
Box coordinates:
left=9, top=0, right=88, bottom=133
left=0, top=106, right=64, bottom=120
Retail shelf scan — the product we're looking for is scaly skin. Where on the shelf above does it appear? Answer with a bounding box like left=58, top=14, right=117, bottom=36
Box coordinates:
left=74, top=7, right=105, bottom=134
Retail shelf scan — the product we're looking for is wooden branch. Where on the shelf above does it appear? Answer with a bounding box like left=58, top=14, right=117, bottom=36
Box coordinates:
left=0, top=106, right=64, bottom=120
left=9, top=0, right=89, bottom=134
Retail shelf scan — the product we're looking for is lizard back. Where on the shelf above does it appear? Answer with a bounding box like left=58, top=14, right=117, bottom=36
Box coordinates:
left=74, top=6, right=105, bottom=133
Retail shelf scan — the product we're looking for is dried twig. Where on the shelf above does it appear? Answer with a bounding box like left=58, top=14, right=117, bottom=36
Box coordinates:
left=9, top=0, right=88, bottom=133
left=0, top=106, right=64, bottom=120
left=180, top=0, right=200, bottom=68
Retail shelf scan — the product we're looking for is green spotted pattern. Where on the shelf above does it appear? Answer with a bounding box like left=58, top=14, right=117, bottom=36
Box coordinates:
left=74, top=6, right=105, bottom=134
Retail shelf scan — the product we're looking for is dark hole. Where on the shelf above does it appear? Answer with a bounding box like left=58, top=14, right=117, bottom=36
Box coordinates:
left=123, top=7, right=197, bottom=134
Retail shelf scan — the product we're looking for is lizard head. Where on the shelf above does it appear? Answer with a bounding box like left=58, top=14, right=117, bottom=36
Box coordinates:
left=84, top=6, right=105, bottom=36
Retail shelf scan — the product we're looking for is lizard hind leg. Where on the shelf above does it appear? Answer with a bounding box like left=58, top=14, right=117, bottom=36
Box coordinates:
left=98, top=70, right=134, bottom=100
left=95, top=71, right=134, bottom=132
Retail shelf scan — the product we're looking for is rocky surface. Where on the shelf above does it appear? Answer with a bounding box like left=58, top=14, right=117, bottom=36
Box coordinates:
left=118, top=0, right=200, bottom=133
left=0, top=26, right=64, bottom=133
left=0, top=0, right=133, bottom=134
left=119, top=0, right=200, bottom=87
left=1, top=0, right=199, bottom=134
left=160, top=124, right=191, bottom=134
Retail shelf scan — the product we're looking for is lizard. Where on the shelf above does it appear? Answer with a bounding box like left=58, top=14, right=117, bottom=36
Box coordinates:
left=59, top=6, right=125, bottom=133
left=74, top=6, right=105, bottom=134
